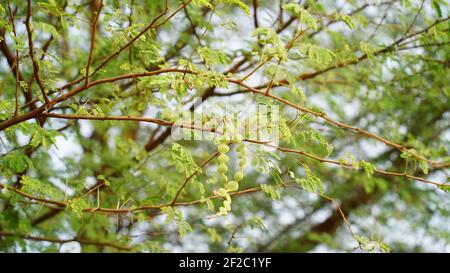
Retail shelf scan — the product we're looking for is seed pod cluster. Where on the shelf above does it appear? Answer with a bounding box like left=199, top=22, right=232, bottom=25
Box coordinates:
left=217, top=187, right=232, bottom=216
left=217, top=143, right=230, bottom=184
left=228, top=143, right=247, bottom=191
left=215, top=140, right=247, bottom=216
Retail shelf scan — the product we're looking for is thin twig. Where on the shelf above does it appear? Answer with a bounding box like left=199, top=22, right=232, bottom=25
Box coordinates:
left=6, top=0, right=19, bottom=115
left=25, top=0, right=50, bottom=103
left=85, top=0, right=103, bottom=87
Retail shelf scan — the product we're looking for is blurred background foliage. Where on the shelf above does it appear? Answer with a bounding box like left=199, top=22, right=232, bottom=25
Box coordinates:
left=0, top=0, right=449, bottom=252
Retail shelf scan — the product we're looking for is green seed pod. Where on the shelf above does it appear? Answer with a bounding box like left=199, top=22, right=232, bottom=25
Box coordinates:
left=223, top=199, right=231, bottom=210
left=239, top=157, right=247, bottom=167
left=226, top=181, right=239, bottom=192
left=218, top=188, right=228, bottom=197
left=226, top=194, right=231, bottom=202
left=234, top=134, right=243, bottom=142
left=219, top=207, right=228, bottom=215
left=235, top=143, right=245, bottom=152
left=220, top=174, right=228, bottom=183
left=217, top=164, right=228, bottom=174
left=234, top=172, right=244, bottom=181
left=218, top=154, right=229, bottom=164
left=237, top=146, right=247, bottom=156
left=218, top=144, right=230, bottom=154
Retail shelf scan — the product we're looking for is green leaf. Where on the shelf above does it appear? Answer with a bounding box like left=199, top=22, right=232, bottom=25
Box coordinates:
left=438, top=184, right=450, bottom=192
left=35, top=22, right=60, bottom=38
left=193, top=0, right=212, bottom=8
left=297, top=43, right=335, bottom=66
left=31, top=127, right=62, bottom=148
left=161, top=206, right=192, bottom=237
left=169, top=143, right=200, bottom=177
left=2, top=151, right=33, bottom=173
left=251, top=149, right=282, bottom=174
left=338, top=14, right=356, bottom=30
left=284, top=4, right=318, bottom=31
left=295, top=164, right=324, bottom=194
left=433, top=0, right=443, bottom=17
left=360, top=161, right=375, bottom=178
left=119, top=62, right=131, bottom=71
left=66, top=198, right=88, bottom=218
left=221, top=0, right=250, bottom=15
left=247, top=217, right=266, bottom=230
left=252, top=28, right=288, bottom=62
left=206, top=198, right=215, bottom=211
left=261, top=184, right=281, bottom=200
left=178, top=220, right=193, bottom=237
left=419, top=160, right=429, bottom=175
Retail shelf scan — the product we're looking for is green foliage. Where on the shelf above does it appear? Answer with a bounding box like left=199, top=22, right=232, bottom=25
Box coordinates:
left=193, top=0, right=213, bottom=8
left=335, top=13, right=357, bottom=30
left=221, top=0, right=250, bottom=15
left=284, top=3, right=318, bottom=31
left=66, top=198, right=89, bottom=218
left=198, top=47, right=231, bottom=68
left=1, top=151, right=33, bottom=174
left=296, top=43, right=336, bottom=67
left=438, top=184, right=450, bottom=193
left=360, top=161, right=375, bottom=178
left=297, top=130, right=333, bottom=157
left=356, top=236, right=391, bottom=253
left=30, top=127, right=62, bottom=148
left=20, top=176, right=60, bottom=198
left=0, top=0, right=448, bottom=254
left=169, top=143, right=200, bottom=177
left=252, top=28, right=288, bottom=62
left=295, top=164, right=324, bottom=194
left=251, top=149, right=281, bottom=174
left=261, top=184, right=281, bottom=200
left=161, top=206, right=193, bottom=237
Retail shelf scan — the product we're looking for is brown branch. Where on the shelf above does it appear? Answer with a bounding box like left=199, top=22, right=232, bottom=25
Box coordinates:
left=37, top=113, right=448, bottom=187
left=252, top=0, right=259, bottom=29
left=366, top=2, right=392, bottom=42
left=6, top=0, right=19, bottom=115
left=0, top=179, right=271, bottom=215
left=0, top=28, right=36, bottom=112
left=85, top=0, right=103, bottom=87
left=231, top=79, right=448, bottom=168
left=144, top=13, right=299, bottom=152
left=3, top=64, right=446, bottom=170
left=170, top=151, right=219, bottom=205
left=40, top=1, right=69, bottom=61
left=3, top=60, right=446, bottom=169
left=59, top=0, right=191, bottom=91
left=0, top=68, right=189, bottom=131
left=246, top=141, right=444, bottom=187
left=183, top=5, right=202, bottom=42
left=227, top=222, right=244, bottom=247
left=0, top=231, right=131, bottom=251
left=31, top=209, right=62, bottom=226
left=42, top=112, right=215, bottom=134
left=0, top=157, right=442, bottom=217
left=404, top=0, right=425, bottom=35
left=293, top=16, right=450, bottom=83
left=25, top=0, right=50, bottom=103
left=294, top=187, right=373, bottom=252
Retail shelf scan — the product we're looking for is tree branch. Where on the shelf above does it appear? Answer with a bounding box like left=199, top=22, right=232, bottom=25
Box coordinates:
left=25, top=0, right=50, bottom=103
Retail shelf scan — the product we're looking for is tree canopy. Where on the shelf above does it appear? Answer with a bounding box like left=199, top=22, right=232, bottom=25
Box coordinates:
left=0, top=0, right=449, bottom=252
